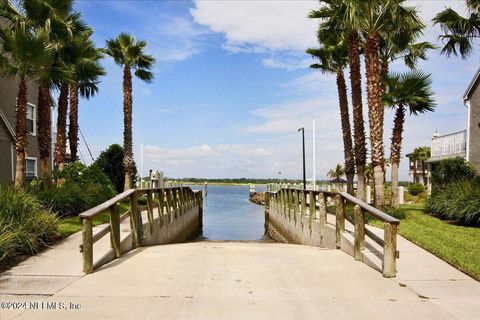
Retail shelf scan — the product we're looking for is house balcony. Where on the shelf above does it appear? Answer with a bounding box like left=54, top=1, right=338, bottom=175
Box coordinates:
left=430, top=130, right=467, bottom=161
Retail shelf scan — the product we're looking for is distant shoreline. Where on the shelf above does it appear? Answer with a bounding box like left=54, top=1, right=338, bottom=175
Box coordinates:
left=183, top=182, right=267, bottom=186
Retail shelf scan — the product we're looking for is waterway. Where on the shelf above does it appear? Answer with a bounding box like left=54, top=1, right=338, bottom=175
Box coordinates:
left=190, top=185, right=266, bottom=241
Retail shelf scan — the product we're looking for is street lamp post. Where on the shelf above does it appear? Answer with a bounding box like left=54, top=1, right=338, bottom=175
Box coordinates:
left=298, top=127, right=306, bottom=189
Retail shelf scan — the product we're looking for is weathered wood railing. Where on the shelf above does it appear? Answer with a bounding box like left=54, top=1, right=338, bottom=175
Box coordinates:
left=266, top=188, right=399, bottom=277
left=79, top=187, right=203, bottom=274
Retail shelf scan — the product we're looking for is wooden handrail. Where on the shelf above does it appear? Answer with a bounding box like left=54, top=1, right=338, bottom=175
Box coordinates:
left=79, top=186, right=203, bottom=274
left=267, top=187, right=399, bottom=277
left=79, top=189, right=135, bottom=219
left=339, top=192, right=399, bottom=224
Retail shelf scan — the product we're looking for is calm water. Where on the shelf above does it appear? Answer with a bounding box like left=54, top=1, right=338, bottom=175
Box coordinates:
left=189, top=185, right=266, bottom=240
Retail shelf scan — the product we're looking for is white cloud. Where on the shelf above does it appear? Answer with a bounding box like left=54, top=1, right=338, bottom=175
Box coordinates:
left=190, top=0, right=318, bottom=70
left=191, top=0, right=317, bottom=52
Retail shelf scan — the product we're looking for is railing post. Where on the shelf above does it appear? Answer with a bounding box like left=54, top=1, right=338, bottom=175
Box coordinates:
left=172, top=189, right=179, bottom=218
left=287, top=189, right=293, bottom=222
left=82, top=218, right=93, bottom=273
left=383, top=222, right=398, bottom=277
left=335, top=194, right=345, bottom=249
left=129, top=191, right=140, bottom=248
left=308, top=191, right=315, bottom=232
left=300, top=191, right=306, bottom=226
left=354, top=205, right=365, bottom=261
left=146, top=190, right=154, bottom=227
left=158, top=190, right=164, bottom=226
left=110, top=203, right=121, bottom=258
left=318, top=193, right=327, bottom=241
left=293, top=190, right=299, bottom=224
left=165, top=189, right=173, bottom=221
left=281, top=189, right=286, bottom=217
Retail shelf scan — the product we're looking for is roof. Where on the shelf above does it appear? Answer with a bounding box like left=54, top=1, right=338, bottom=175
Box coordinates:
left=329, top=178, right=347, bottom=183
left=463, top=66, right=480, bottom=103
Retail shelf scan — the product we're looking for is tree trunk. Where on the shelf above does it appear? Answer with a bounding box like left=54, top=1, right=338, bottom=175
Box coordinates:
left=390, top=106, right=405, bottom=208
left=37, top=84, right=52, bottom=190
left=365, top=33, right=385, bottom=208
left=123, top=66, right=134, bottom=191
left=356, top=165, right=366, bottom=200
left=391, top=163, right=399, bottom=208
left=348, top=30, right=367, bottom=201
left=68, top=83, right=79, bottom=162
left=413, top=159, right=417, bottom=183
left=336, top=69, right=355, bottom=196
left=55, top=83, right=68, bottom=171
left=422, top=160, right=427, bottom=186
left=14, top=80, right=28, bottom=188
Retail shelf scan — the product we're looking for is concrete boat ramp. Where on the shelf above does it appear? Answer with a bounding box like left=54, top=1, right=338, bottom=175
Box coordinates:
left=1, top=238, right=478, bottom=320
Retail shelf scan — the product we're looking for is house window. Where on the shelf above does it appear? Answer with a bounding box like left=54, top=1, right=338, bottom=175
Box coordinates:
left=25, top=157, right=37, bottom=178
left=26, top=103, right=36, bottom=135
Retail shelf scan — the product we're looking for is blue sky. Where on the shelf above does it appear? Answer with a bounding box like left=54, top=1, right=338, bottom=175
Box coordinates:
left=72, top=0, right=478, bottom=180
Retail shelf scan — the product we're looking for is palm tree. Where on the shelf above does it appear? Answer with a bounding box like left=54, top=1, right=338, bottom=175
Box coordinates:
left=433, top=1, right=480, bottom=59
left=359, top=1, right=424, bottom=208
left=309, top=0, right=368, bottom=201
left=414, top=146, right=431, bottom=187
left=328, top=164, right=345, bottom=181
left=364, top=162, right=373, bottom=186
left=0, top=1, right=53, bottom=187
left=104, top=33, right=155, bottom=191
left=307, top=40, right=355, bottom=195
left=383, top=71, right=435, bottom=207
left=54, top=29, right=104, bottom=167
left=11, top=0, right=82, bottom=189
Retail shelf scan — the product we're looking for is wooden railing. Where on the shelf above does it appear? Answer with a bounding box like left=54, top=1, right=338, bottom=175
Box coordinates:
left=79, top=187, right=203, bottom=274
left=266, top=188, right=399, bottom=278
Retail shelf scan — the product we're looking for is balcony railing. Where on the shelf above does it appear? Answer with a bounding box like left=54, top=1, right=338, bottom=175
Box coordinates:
left=431, top=130, right=467, bottom=159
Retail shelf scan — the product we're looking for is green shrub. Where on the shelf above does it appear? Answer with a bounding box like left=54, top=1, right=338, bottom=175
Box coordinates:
left=93, top=144, right=138, bottom=193
left=408, top=183, right=424, bottom=196
left=426, top=179, right=480, bottom=225
left=36, top=182, right=89, bottom=216
left=384, top=206, right=406, bottom=220
left=431, top=157, right=477, bottom=187
left=33, top=162, right=116, bottom=217
left=0, top=186, right=58, bottom=264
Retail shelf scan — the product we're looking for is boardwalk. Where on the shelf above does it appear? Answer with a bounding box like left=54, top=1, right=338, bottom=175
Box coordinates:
left=1, top=237, right=478, bottom=320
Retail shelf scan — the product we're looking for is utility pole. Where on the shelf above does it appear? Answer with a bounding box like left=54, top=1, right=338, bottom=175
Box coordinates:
left=298, top=127, right=306, bottom=189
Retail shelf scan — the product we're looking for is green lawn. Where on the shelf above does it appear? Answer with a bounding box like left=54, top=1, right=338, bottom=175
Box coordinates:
left=368, top=204, right=480, bottom=281
left=57, top=202, right=130, bottom=238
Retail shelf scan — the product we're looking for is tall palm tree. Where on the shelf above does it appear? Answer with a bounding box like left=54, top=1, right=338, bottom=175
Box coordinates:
left=0, top=4, right=53, bottom=187
left=307, top=41, right=355, bottom=195
left=54, top=29, right=104, bottom=168
left=433, top=1, right=480, bottom=59
left=357, top=0, right=424, bottom=208
left=383, top=71, right=435, bottom=207
left=414, top=146, right=431, bottom=187
left=13, top=0, right=81, bottom=189
left=309, top=1, right=368, bottom=201
left=104, top=33, right=155, bottom=191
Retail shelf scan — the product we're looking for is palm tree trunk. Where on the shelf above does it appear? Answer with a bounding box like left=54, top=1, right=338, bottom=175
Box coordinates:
left=336, top=69, right=355, bottom=195
left=68, top=83, right=79, bottom=162
left=365, top=33, right=385, bottom=208
left=123, top=66, right=134, bottom=191
left=14, top=80, right=28, bottom=188
left=390, top=106, right=405, bottom=208
left=37, top=84, right=52, bottom=190
left=413, top=159, right=417, bottom=183
left=348, top=30, right=367, bottom=201
left=422, top=160, right=427, bottom=186
left=55, top=83, right=68, bottom=171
